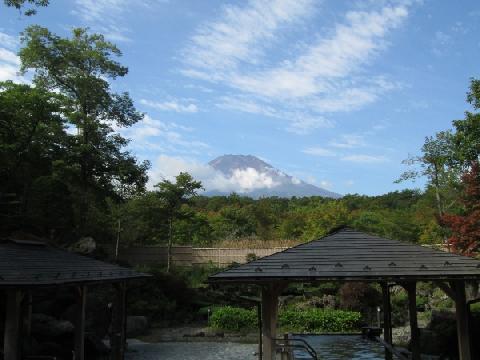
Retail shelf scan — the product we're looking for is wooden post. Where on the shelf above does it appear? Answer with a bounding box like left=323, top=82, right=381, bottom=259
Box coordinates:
left=405, top=282, right=420, bottom=360
left=3, top=290, right=23, bottom=360
left=74, top=285, right=87, bottom=360
left=257, top=302, right=262, bottom=360
left=381, top=283, right=392, bottom=360
left=111, top=282, right=127, bottom=360
left=261, top=284, right=280, bottom=360
left=23, top=292, right=33, bottom=355
left=452, top=281, right=472, bottom=360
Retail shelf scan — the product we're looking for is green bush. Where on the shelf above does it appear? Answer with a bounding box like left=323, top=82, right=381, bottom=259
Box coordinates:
left=209, top=306, right=361, bottom=333
left=209, top=306, right=258, bottom=331
left=279, top=308, right=361, bottom=333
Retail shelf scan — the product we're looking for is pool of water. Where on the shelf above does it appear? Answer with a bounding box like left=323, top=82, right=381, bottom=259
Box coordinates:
left=293, top=335, right=385, bottom=360
left=126, top=335, right=384, bottom=360
left=126, top=340, right=258, bottom=360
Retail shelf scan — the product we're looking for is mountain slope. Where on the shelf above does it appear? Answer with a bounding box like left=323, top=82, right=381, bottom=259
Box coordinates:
left=206, top=154, right=341, bottom=198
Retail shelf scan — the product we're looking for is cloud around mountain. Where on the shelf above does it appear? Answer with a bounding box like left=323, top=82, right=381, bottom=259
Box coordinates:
left=149, top=154, right=341, bottom=198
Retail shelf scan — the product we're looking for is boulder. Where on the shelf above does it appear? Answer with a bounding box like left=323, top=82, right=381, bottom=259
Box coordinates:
left=69, top=236, right=96, bottom=254
left=31, top=314, right=74, bottom=339
left=126, top=316, right=149, bottom=337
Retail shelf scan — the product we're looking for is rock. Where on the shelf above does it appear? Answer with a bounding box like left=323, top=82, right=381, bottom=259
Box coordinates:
left=322, top=294, right=336, bottom=309
left=126, top=316, right=149, bottom=337
left=391, top=326, right=410, bottom=346
left=69, top=236, right=96, bottom=254
left=31, top=314, right=74, bottom=338
left=85, top=333, right=110, bottom=358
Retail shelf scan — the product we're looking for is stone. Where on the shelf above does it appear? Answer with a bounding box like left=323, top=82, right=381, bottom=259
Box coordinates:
left=126, top=316, right=149, bottom=337
left=31, top=313, right=74, bottom=338
left=69, top=236, right=96, bottom=254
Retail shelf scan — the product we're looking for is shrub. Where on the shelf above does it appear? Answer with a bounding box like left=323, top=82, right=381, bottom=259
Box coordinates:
left=209, top=306, right=258, bottom=331
left=279, top=308, right=361, bottom=333
left=209, top=306, right=361, bottom=333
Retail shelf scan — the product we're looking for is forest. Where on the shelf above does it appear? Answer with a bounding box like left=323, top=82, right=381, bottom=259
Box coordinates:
left=1, top=1, right=479, bottom=257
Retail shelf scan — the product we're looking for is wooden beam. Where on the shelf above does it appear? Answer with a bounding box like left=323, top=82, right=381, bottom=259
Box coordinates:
left=452, top=281, right=472, bottom=360
left=111, top=282, right=127, bottom=360
left=74, top=285, right=87, bottom=360
left=381, top=283, right=392, bottom=360
left=405, top=282, right=420, bottom=360
left=3, top=290, right=23, bottom=360
left=261, top=283, right=281, bottom=360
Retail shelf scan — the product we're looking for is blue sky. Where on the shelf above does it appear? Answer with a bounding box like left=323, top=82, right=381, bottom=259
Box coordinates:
left=1, top=0, right=479, bottom=196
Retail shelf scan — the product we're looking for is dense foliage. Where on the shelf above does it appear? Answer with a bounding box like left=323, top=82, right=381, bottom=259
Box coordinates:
left=209, top=306, right=361, bottom=333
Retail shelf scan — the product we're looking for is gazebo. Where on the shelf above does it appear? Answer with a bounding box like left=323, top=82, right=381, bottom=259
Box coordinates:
left=209, top=227, right=480, bottom=360
left=0, top=237, right=149, bottom=360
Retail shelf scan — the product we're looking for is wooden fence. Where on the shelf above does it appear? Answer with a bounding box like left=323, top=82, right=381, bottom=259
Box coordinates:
left=114, top=246, right=288, bottom=267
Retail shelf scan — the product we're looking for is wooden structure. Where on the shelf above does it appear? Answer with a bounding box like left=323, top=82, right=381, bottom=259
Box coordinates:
left=111, top=245, right=288, bottom=267
left=0, top=237, right=149, bottom=360
left=209, top=227, right=480, bottom=360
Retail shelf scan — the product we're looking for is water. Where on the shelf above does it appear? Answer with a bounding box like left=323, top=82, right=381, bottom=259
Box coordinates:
left=126, top=340, right=258, bottom=360
left=126, top=335, right=384, bottom=360
left=293, top=335, right=385, bottom=360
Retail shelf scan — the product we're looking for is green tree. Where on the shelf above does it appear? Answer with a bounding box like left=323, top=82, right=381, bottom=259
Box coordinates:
left=155, top=173, right=203, bottom=272
left=3, top=0, right=48, bottom=15
left=0, top=81, right=69, bottom=234
left=19, top=26, right=149, bottom=234
left=451, top=78, right=480, bottom=166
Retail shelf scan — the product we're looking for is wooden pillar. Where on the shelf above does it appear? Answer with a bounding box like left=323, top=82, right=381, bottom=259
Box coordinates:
left=3, top=290, right=23, bottom=360
left=111, top=282, right=127, bottom=360
left=453, top=281, right=472, bottom=360
left=405, top=282, right=420, bottom=360
left=74, top=285, right=87, bottom=360
left=23, top=292, right=33, bottom=355
left=381, top=283, right=392, bottom=360
left=261, top=284, right=280, bottom=360
left=257, top=302, right=262, bottom=360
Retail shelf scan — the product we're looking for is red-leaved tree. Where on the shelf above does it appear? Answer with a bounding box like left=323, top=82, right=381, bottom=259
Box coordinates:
left=441, top=161, right=480, bottom=255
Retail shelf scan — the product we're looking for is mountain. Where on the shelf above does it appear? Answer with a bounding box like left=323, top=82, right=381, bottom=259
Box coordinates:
left=206, top=154, right=341, bottom=198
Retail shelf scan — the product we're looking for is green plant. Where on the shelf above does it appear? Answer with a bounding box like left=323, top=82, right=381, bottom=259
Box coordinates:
left=209, top=306, right=258, bottom=331
left=279, top=308, right=361, bottom=333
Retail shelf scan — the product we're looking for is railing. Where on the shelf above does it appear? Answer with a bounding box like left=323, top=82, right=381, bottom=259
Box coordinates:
left=276, top=336, right=318, bottom=360
left=376, top=338, right=409, bottom=360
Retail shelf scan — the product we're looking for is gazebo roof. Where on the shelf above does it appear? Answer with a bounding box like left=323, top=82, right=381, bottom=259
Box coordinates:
left=209, top=227, right=480, bottom=283
left=0, top=239, right=148, bottom=287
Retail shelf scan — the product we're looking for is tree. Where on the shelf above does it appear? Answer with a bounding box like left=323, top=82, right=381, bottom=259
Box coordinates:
left=396, top=131, right=457, bottom=219
left=3, top=0, right=48, bottom=15
left=155, top=173, right=203, bottom=272
left=451, top=78, right=480, bottom=166
left=0, top=81, right=69, bottom=234
left=441, top=162, right=480, bottom=255
left=19, top=26, right=149, bottom=234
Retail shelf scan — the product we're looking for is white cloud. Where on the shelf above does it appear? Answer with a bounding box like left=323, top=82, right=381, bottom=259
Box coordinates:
left=0, top=32, right=18, bottom=50
left=182, top=1, right=411, bottom=134
left=302, top=147, right=337, bottom=157
left=217, top=96, right=332, bottom=134
left=329, top=134, right=366, bottom=148
left=182, top=0, right=314, bottom=76
left=119, top=115, right=208, bottom=154
left=140, top=99, right=198, bottom=113
left=341, top=154, right=388, bottom=163
left=319, top=180, right=333, bottom=189
left=149, top=155, right=279, bottom=192
left=0, top=48, right=20, bottom=66
left=0, top=32, right=24, bottom=83
left=73, top=0, right=163, bottom=41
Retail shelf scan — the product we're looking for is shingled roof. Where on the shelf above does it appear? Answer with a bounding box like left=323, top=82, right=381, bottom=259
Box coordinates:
left=209, top=227, right=480, bottom=283
left=0, top=239, right=148, bottom=287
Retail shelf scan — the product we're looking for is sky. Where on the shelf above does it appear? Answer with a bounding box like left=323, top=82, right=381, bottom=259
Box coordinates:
left=1, top=0, right=479, bottom=196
